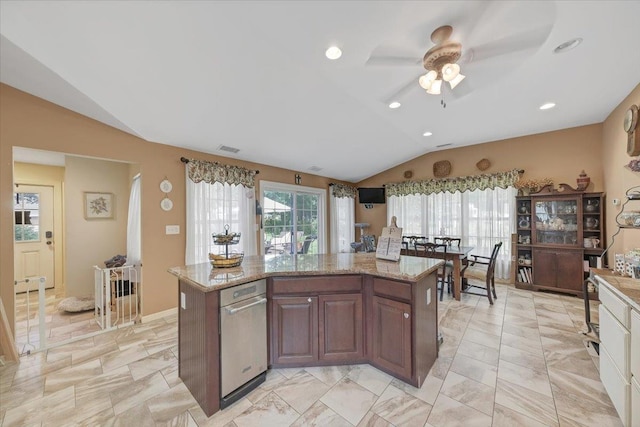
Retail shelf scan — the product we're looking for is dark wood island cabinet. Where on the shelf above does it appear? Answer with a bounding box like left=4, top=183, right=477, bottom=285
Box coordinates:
left=169, top=253, right=442, bottom=417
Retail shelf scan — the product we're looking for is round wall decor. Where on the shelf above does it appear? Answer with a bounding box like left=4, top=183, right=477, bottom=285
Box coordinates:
left=476, top=158, right=491, bottom=171
left=161, top=197, right=173, bottom=211
left=160, top=179, right=173, bottom=193
left=433, top=160, right=451, bottom=177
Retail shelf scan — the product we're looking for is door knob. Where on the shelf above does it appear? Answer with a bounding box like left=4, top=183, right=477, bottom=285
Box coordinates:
left=307, top=298, right=312, bottom=303
left=404, top=313, right=409, bottom=319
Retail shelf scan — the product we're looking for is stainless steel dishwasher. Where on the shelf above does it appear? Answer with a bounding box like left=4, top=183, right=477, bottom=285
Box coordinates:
left=219, top=279, right=267, bottom=408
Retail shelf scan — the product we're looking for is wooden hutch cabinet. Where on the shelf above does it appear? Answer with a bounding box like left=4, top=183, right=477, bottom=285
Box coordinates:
left=515, top=188, right=605, bottom=297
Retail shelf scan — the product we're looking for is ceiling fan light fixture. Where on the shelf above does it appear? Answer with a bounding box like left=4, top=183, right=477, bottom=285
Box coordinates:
left=448, top=73, right=465, bottom=89
left=441, top=63, right=460, bottom=82
left=325, top=46, right=342, bottom=60
left=419, top=70, right=438, bottom=90
left=426, top=79, right=442, bottom=95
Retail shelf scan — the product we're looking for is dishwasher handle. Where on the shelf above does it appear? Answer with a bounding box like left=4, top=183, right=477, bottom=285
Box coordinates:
left=226, top=297, right=267, bottom=315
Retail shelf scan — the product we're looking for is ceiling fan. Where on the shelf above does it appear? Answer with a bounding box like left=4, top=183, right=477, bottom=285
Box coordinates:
left=366, top=16, right=553, bottom=105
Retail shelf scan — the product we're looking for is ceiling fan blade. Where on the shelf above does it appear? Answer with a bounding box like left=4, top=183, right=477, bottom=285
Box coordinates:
left=365, top=55, right=422, bottom=67
left=463, top=24, right=553, bottom=64
left=384, top=74, right=422, bottom=102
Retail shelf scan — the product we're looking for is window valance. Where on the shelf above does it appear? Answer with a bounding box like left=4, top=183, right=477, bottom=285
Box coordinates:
left=186, top=159, right=257, bottom=188
left=386, top=169, right=521, bottom=197
left=330, top=183, right=357, bottom=199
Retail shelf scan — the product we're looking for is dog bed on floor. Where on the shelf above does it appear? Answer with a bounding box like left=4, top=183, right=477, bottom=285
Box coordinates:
left=57, top=296, right=95, bottom=312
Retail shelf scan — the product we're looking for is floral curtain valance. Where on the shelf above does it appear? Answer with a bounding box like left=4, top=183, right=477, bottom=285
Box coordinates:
left=386, top=169, right=521, bottom=197
left=186, top=159, right=257, bottom=188
left=331, top=183, right=357, bottom=199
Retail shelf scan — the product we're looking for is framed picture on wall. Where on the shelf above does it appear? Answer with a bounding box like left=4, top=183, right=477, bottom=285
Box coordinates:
left=84, top=192, right=114, bottom=220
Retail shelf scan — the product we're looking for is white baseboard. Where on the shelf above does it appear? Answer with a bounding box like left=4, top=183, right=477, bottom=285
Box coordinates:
left=141, top=307, right=178, bottom=323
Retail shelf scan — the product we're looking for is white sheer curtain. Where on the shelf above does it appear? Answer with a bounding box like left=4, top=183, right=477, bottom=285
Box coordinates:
left=387, top=194, right=427, bottom=235
left=186, top=175, right=257, bottom=265
left=126, top=174, right=141, bottom=266
left=330, top=188, right=355, bottom=253
left=387, top=186, right=516, bottom=279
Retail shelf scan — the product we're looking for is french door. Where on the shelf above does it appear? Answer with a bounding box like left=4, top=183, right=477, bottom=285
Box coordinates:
left=261, top=181, right=326, bottom=255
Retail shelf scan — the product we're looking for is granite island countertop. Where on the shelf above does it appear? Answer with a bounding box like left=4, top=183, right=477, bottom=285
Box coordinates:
left=593, top=269, right=640, bottom=311
left=169, top=252, right=443, bottom=292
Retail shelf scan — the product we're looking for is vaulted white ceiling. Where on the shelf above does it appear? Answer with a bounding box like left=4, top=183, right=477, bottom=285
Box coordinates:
left=2, top=1, right=639, bottom=182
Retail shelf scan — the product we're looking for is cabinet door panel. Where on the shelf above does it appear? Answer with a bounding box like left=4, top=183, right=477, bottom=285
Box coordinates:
left=555, top=251, right=584, bottom=291
left=271, top=296, right=318, bottom=364
left=371, top=296, right=411, bottom=379
left=532, top=250, right=557, bottom=287
left=319, top=294, right=363, bottom=361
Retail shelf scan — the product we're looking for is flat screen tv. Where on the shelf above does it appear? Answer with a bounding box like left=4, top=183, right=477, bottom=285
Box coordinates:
left=358, top=187, right=385, bottom=204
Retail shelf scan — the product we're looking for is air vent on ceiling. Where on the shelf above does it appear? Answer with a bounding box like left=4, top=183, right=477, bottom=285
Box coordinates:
left=217, top=144, right=240, bottom=153
left=436, top=143, right=453, bottom=148
left=309, top=166, right=323, bottom=172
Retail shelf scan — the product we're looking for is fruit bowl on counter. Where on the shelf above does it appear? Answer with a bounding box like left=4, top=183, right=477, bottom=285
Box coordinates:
left=209, top=252, right=244, bottom=268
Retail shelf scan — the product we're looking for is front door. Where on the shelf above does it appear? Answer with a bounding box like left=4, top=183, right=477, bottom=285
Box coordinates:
left=14, top=185, right=55, bottom=292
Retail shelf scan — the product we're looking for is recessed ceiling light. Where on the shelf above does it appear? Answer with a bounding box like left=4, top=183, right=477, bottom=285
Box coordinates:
left=539, top=102, right=556, bottom=110
left=423, top=131, right=433, bottom=137
left=553, top=38, right=583, bottom=54
left=325, top=46, right=342, bottom=60
left=389, top=101, right=401, bottom=109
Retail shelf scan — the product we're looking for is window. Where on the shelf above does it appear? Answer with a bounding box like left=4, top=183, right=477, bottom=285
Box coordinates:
left=186, top=180, right=257, bottom=265
left=14, top=192, right=40, bottom=242
left=330, top=187, right=355, bottom=253
left=388, top=186, right=516, bottom=279
left=261, top=181, right=326, bottom=255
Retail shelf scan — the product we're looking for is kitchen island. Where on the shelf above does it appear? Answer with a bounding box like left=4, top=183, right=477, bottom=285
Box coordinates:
left=169, top=252, right=443, bottom=416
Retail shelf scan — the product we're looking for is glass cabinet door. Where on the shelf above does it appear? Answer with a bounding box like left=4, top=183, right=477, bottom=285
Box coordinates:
left=534, top=198, right=579, bottom=246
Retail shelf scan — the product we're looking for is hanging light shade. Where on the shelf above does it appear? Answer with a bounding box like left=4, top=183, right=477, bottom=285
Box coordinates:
left=448, top=73, right=465, bottom=89
left=426, top=79, right=442, bottom=95
left=441, top=63, right=460, bottom=82
left=418, top=70, right=438, bottom=90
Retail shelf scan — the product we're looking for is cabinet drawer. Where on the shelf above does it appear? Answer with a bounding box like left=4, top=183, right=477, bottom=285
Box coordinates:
left=598, top=282, right=630, bottom=328
left=632, top=310, right=640, bottom=379
left=600, top=346, right=630, bottom=427
left=600, top=305, right=631, bottom=380
left=373, top=278, right=412, bottom=302
left=272, top=275, right=362, bottom=295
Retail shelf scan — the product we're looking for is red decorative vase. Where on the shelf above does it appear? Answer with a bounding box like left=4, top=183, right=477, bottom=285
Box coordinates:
left=577, top=170, right=590, bottom=190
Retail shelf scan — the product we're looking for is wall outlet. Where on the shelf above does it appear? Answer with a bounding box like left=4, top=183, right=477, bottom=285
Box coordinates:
left=427, top=288, right=432, bottom=305
left=612, top=198, right=620, bottom=206
left=181, top=292, right=186, bottom=309
left=166, top=225, right=180, bottom=235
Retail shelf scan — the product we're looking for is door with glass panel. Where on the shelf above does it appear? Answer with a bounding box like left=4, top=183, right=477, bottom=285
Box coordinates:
left=262, top=183, right=325, bottom=255
left=14, top=185, right=55, bottom=292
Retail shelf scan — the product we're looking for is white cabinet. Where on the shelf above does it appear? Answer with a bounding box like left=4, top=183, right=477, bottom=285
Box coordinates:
left=597, top=277, right=634, bottom=426
left=632, top=309, right=639, bottom=379
left=632, top=377, right=639, bottom=427
left=632, top=309, right=639, bottom=427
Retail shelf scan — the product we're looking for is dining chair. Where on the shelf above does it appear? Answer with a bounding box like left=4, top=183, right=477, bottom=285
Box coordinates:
left=460, top=242, right=503, bottom=304
left=414, top=242, right=450, bottom=301
left=403, top=235, right=428, bottom=253
left=434, top=237, right=462, bottom=285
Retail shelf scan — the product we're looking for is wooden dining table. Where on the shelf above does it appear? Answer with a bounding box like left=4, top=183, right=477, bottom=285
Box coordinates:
left=402, top=244, right=474, bottom=301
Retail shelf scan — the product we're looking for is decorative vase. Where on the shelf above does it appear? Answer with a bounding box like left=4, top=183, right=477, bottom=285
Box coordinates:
left=577, top=170, right=590, bottom=190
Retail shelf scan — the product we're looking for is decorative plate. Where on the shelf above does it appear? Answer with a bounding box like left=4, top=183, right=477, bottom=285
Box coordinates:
left=433, top=160, right=451, bottom=177
left=160, top=197, right=173, bottom=211
left=160, top=179, right=173, bottom=193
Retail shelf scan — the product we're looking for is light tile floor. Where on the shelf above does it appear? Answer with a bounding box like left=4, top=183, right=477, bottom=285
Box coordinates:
left=1, top=282, right=621, bottom=427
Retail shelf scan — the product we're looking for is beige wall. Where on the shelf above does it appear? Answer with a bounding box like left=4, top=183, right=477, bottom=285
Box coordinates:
left=601, top=83, right=640, bottom=262
left=13, top=163, right=65, bottom=290
left=0, top=84, right=341, bottom=337
left=356, top=125, right=605, bottom=236
left=64, top=156, right=130, bottom=297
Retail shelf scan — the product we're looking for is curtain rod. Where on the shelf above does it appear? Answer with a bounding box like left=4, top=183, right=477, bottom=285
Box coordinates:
left=180, top=157, right=259, bottom=174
